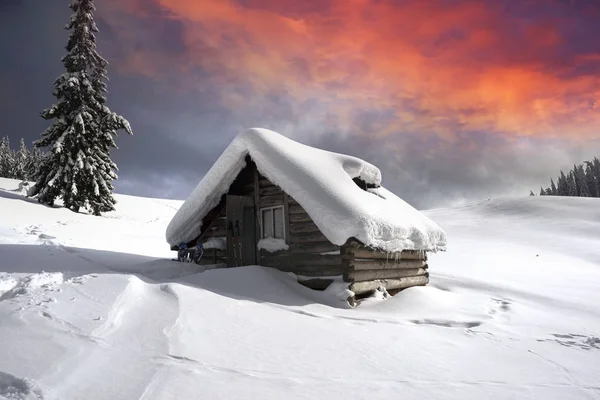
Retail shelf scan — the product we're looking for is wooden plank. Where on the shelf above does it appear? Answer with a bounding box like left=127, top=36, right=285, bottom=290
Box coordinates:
left=349, top=259, right=427, bottom=270
left=253, top=164, right=261, bottom=264
left=288, top=196, right=299, bottom=205
left=203, top=225, right=227, bottom=238
left=265, top=265, right=346, bottom=277
left=260, top=253, right=342, bottom=267
left=259, top=194, right=283, bottom=208
left=259, top=178, right=274, bottom=188
left=259, top=185, right=282, bottom=197
left=289, top=231, right=330, bottom=244
left=349, top=248, right=427, bottom=261
left=289, top=221, right=320, bottom=234
left=286, top=242, right=339, bottom=254
left=283, top=193, right=291, bottom=243
left=288, top=212, right=312, bottom=223
left=345, top=267, right=428, bottom=283
left=289, top=204, right=306, bottom=214
left=349, top=276, right=429, bottom=295
left=343, top=241, right=428, bottom=261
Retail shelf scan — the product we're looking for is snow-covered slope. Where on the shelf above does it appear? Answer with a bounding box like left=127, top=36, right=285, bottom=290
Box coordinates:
left=1, top=177, right=599, bottom=400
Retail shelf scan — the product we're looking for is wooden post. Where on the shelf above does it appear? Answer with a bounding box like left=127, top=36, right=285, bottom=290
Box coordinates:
left=283, top=193, right=291, bottom=244
left=253, top=162, right=261, bottom=265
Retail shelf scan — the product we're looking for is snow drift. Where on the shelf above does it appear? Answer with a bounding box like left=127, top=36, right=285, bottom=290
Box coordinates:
left=166, top=128, right=447, bottom=253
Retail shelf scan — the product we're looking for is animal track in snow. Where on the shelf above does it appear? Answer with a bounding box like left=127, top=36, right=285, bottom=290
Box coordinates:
left=487, top=298, right=512, bottom=317
left=537, top=333, right=600, bottom=351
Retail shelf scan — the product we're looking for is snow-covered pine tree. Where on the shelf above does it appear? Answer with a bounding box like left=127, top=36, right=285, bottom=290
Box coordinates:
left=584, top=162, right=598, bottom=198
left=0, top=136, right=12, bottom=178
left=567, top=170, right=578, bottom=197
left=557, top=170, right=568, bottom=196
left=550, top=178, right=557, bottom=195
left=575, top=164, right=590, bottom=197
left=28, top=0, right=132, bottom=215
left=24, top=147, right=45, bottom=182
left=13, top=138, right=30, bottom=181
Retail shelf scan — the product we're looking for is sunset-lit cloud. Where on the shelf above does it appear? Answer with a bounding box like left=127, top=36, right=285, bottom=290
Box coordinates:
left=104, top=0, right=600, bottom=141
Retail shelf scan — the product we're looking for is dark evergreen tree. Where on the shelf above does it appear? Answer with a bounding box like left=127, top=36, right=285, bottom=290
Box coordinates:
left=0, top=136, right=14, bottom=178
left=584, top=162, right=598, bottom=198
left=539, top=186, right=545, bottom=196
left=575, top=164, right=590, bottom=197
left=567, top=171, right=578, bottom=196
left=13, top=138, right=30, bottom=181
left=550, top=178, right=557, bottom=195
left=28, top=0, right=132, bottom=215
left=557, top=170, right=568, bottom=196
left=24, top=147, right=45, bottom=181
left=529, top=190, right=536, bottom=196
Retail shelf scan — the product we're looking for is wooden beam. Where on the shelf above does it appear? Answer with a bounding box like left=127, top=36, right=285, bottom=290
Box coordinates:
left=289, top=204, right=307, bottom=214
left=342, top=240, right=428, bottom=261
left=286, top=242, right=339, bottom=254
left=289, top=212, right=312, bottom=223
left=289, top=231, right=330, bottom=244
left=283, top=193, right=291, bottom=244
left=253, top=163, right=261, bottom=265
left=259, top=194, right=283, bottom=208
left=264, top=265, right=346, bottom=277
left=259, top=185, right=283, bottom=197
left=260, top=253, right=342, bottom=267
left=289, top=221, right=321, bottom=234
left=345, top=267, right=428, bottom=283
left=349, top=276, right=429, bottom=294
left=349, top=259, right=427, bottom=270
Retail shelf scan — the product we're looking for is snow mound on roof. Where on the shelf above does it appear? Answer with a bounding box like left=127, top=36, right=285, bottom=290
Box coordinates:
left=166, top=128, right=447, bottom=252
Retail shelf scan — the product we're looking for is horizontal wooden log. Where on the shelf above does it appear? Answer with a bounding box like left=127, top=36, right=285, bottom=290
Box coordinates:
left=261, top=253, right=342, bottom=267
left=288, top=196, right=299, bottom=205
left=349, top=276, right=429, bottom=295
left=297, top=278, right=335, bottom=291
left=259, top=178, right=274, bottom=188
left=289, top=221, right=321, bottom=234
left=267, top=265, right=346, bottom=277
left=288, top=212, right=312, bottom=223
left=287, top=242, right=340, bottom=254
left=259, top=194, right=283, bottom=208
left=289, top=204, right=307, bottom=214
left=203, top=225, right=227, bottom=238
left=259, top=185, right=283, bottom=197
left=350, top=259, right=427, bottom=271
left=345, top=267, right=428, bottom=283
left=347, top=248, right=427, bottom=261
left=289, top=231, right=330, bottom=244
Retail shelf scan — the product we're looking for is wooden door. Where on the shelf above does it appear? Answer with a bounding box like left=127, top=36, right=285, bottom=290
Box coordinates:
left=226, top=195, right=257, bottom=266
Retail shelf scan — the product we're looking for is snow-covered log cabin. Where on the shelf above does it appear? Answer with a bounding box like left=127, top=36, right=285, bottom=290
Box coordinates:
left=166, top=128, right=447, bottom=302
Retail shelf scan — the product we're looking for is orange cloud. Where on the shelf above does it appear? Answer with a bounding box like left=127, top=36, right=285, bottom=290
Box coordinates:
left=111, top=0, right=600, bottom=140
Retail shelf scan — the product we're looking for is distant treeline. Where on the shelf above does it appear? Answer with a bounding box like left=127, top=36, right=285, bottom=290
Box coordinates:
left=0, top=136, right=44, bottom=181
left=533, top=157, right=600, bottom=197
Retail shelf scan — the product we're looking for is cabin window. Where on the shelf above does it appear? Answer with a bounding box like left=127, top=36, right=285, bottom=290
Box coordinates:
left=260, top=206, right=285, bottom=240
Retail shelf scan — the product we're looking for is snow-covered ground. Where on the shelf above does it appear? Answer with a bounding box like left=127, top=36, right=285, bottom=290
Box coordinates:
left=0, top=177, right=599, bottom=400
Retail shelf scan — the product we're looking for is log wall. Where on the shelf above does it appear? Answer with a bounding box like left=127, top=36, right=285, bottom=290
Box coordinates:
left=254, top=172, right=344, bottom=281
left=341, top=240, right=429, bottom=295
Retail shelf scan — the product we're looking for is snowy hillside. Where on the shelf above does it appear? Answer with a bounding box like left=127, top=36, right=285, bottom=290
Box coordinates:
left=1, top=177, right=599, bottom=400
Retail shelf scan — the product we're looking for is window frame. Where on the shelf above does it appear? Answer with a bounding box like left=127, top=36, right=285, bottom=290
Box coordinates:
left=259, top=205, right=286, bottom=241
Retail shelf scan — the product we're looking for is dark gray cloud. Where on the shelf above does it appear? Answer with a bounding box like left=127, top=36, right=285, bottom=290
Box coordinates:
left=1, top=0, right=599, bottom=210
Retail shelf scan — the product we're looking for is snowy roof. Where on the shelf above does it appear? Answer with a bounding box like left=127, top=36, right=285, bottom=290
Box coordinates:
left=166, top=128, right=447, bottom=252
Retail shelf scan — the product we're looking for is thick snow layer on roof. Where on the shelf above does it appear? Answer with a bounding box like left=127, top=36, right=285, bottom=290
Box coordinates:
left=166, top=128, right=447, bottom=252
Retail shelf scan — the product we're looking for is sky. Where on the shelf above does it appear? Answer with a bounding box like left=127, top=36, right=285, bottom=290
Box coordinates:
left=0, top=0, right=599, bottom=209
